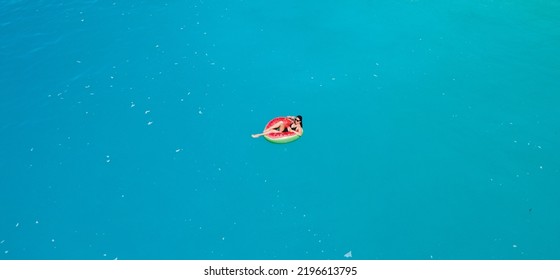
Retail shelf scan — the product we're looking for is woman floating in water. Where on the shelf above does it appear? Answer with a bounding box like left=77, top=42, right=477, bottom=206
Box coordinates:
left=251, top=115, right=303, bottom=138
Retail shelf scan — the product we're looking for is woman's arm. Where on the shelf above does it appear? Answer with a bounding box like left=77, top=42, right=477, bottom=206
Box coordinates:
left=290, top=127, right=303, bottom=137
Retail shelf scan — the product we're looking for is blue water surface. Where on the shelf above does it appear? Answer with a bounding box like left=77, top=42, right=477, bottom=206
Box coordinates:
left=1, top=0, right=559, bottom=260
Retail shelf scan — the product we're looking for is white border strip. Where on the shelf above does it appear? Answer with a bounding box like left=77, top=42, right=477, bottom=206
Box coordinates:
left=0, top=260, right=559, bottom=280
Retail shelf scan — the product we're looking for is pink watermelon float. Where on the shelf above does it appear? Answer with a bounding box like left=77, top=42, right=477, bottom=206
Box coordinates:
left=263, top=117, right=302, bottom=144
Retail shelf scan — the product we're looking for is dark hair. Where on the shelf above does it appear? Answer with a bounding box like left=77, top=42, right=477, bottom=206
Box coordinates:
left=296, top=115, right=303, bottom=128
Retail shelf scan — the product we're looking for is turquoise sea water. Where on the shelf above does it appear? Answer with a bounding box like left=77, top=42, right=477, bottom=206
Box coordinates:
left=1, top=0, right=559, bottom=260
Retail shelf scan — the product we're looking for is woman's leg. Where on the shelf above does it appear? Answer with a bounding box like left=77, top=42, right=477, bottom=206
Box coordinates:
left=251, top=122, right=285, bottom=138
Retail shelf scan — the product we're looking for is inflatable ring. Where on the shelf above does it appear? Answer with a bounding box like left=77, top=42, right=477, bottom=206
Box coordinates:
left=263, top=117, right=302, bottom=144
